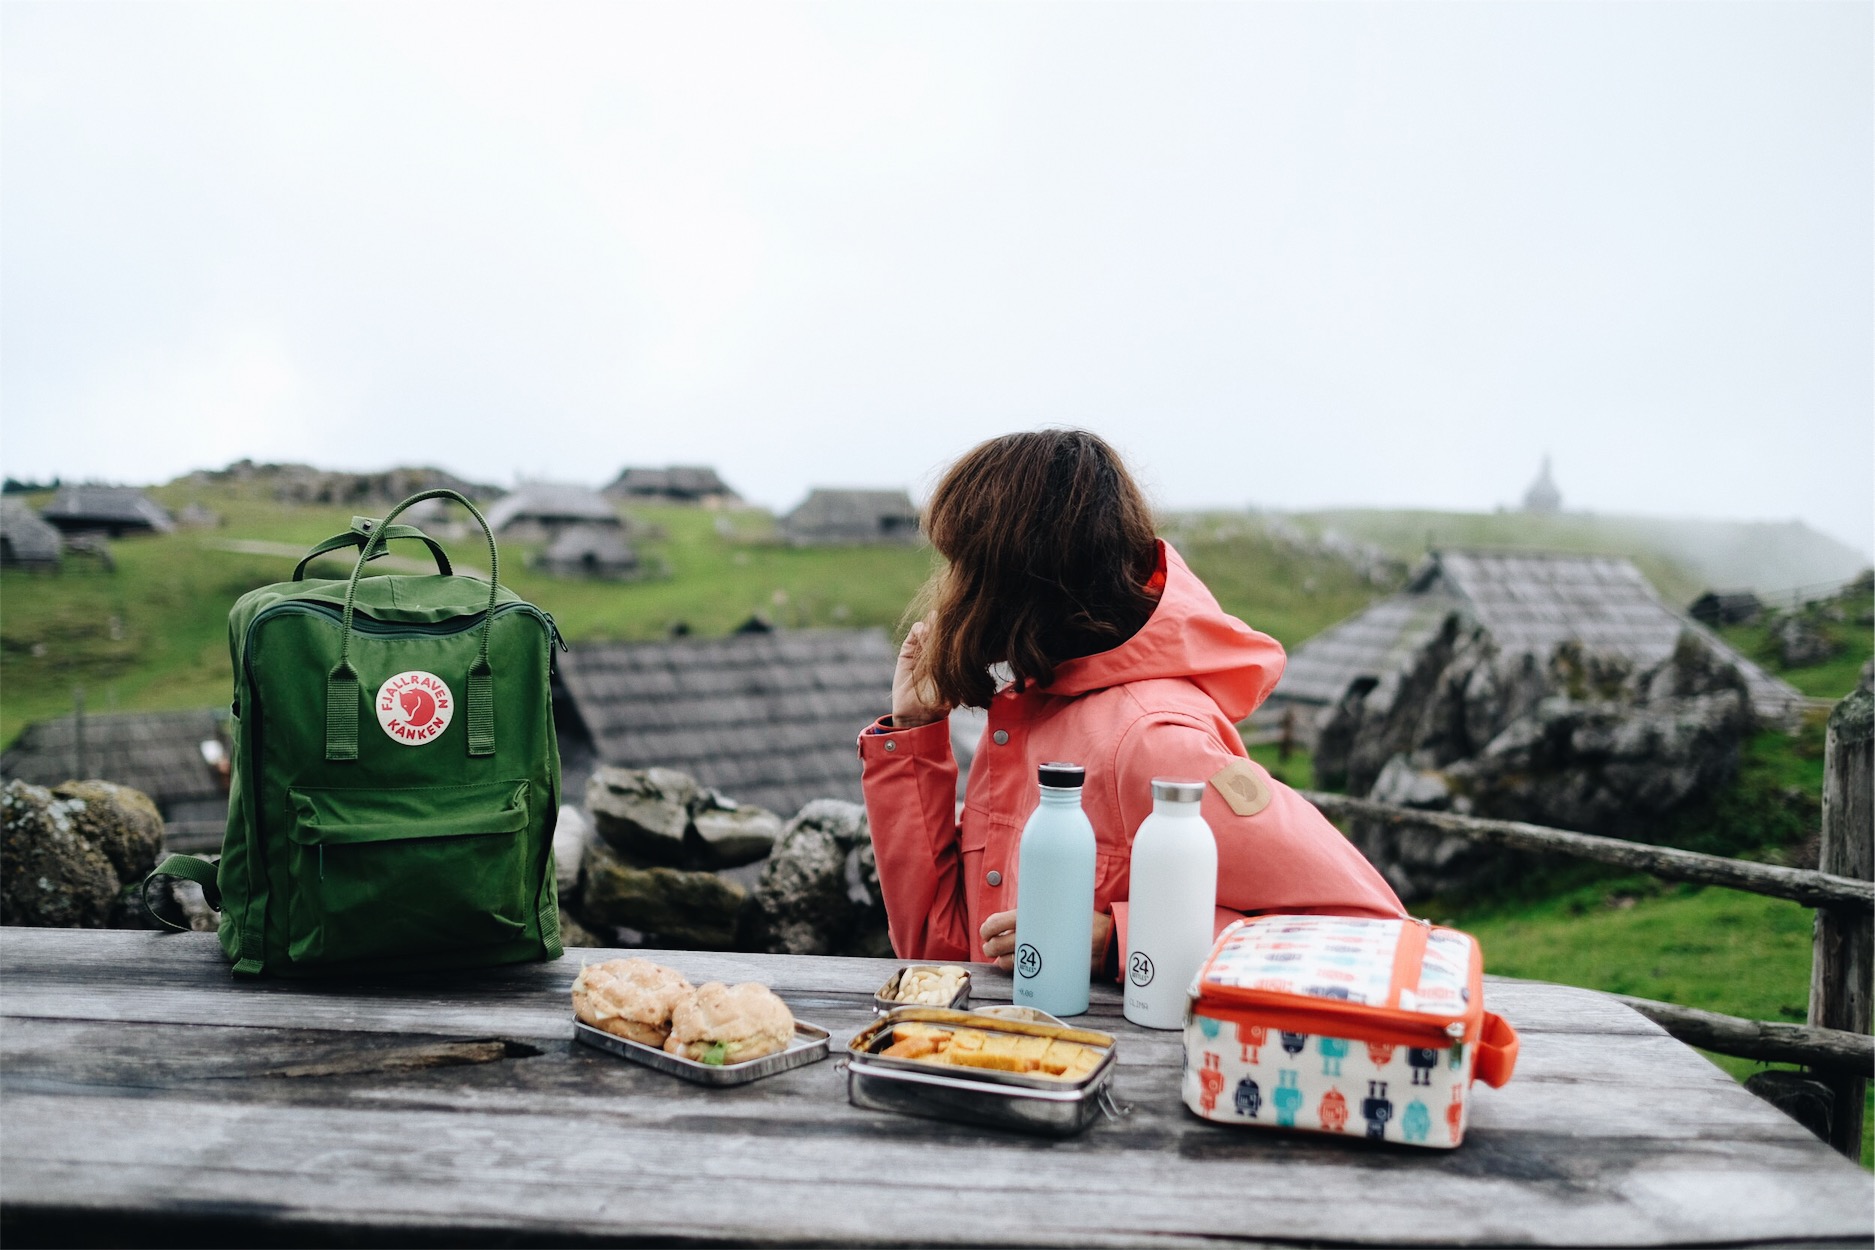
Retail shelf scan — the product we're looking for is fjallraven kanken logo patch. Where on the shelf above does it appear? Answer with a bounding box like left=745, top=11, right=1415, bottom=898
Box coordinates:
left=1210, top=759, right=1272, bottom=817
left=377, top=671, right=454, bottom=744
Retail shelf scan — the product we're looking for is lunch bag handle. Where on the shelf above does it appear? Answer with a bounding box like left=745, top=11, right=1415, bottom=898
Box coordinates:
left=1473, top=1011, right=1519, bottom=1088
left=292, top=517, right=454, bottom=581
left=324, top=489, right=502, bottom=761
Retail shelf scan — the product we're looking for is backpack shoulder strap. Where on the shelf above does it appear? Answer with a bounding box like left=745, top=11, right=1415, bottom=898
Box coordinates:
left=140, top=855, right=221, bottom=933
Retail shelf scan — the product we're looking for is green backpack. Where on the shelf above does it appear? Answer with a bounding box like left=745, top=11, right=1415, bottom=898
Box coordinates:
left=145, top=490, right=565, bottom=976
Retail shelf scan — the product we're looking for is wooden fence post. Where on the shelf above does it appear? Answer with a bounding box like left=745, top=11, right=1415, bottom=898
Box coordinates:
left=1810, top=662, right=1873, bottom=1159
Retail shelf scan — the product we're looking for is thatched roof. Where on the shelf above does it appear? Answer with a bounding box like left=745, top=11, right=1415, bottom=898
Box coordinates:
left=1, top=708, right=229, bottom=845
left=1279, top=550, right=1801, bottom=721
left=554, top=629, right=897, bottom=816
left=779, top=489, right=919, bottom=546
left=39, top=487, right=173, bottom=535
left=0, top=499, right=62, bottom=567
left=604, top=466, right=738, bottom=503
left=484, top=483, right=619, bottom=532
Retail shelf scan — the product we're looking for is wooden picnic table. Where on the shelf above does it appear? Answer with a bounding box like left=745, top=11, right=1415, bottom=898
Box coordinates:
left=2, top=929, right=1869, bottom=1248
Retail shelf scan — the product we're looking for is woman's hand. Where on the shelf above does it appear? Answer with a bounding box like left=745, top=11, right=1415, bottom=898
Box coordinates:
left=891, top=619, right=950, bottom=729
left=979, top=909, right=1115, bottom=975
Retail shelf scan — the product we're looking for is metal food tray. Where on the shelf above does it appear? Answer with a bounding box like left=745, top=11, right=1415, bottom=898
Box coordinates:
left=873, top=965, right=973, bottom=1014
left=573, top=1018, right=831, bottom=1086
left=845, top=1007, right=1119, bottom=1136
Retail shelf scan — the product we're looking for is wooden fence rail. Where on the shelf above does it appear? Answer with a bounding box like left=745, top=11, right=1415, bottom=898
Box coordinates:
left=1299, top=792, right=1873, bottom=910
left=1301, top=667, right=1874, bottom=1160
left=1611, top=996, right=1873, bottom=1073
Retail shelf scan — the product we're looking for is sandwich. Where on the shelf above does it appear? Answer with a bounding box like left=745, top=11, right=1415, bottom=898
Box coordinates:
left=572, top=958, right=694, bottom=1048
left=663, top=981, right=795, bottom=1066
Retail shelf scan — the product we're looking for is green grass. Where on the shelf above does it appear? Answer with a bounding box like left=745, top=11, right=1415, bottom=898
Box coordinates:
left=1163, top=513, right=1397, bottom=653
left=1715, top=616, right=1875, bottom=701
left=1444, top=881, right=1872, bottom=1169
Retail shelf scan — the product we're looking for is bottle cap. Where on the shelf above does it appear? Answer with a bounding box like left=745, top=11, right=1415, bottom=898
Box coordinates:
left=1150, top=778, right=1205, bottom=803
left=1037, top=762, right=1085, bottom=789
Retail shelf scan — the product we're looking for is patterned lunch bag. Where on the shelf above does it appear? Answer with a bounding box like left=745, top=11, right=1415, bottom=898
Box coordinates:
left=1181, top=915, right=1518, bottom=1148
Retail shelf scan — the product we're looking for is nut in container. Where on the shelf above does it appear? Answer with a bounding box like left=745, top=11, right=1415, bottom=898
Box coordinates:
left=874, top=964, right=972, bottom=1013
left=845, top=1007, right=1119, bottom=1136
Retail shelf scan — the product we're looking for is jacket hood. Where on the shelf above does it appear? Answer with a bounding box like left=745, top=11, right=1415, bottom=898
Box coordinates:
left=1041, top=540, right=1284, bottom=720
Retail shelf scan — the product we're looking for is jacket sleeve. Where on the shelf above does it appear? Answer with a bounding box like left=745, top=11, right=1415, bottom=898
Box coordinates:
left=857, top=716, right=974, bottom=962
left=1106, top=714, right=1405, bottom=972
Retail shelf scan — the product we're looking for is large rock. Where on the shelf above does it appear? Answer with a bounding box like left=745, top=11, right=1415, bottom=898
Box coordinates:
left=577, top=839, right=745, bottom=950
left=2, top=779, right=165, bottom=928
left=1320, top=626, right=1755, bottom=901
left=585, top=767, right=779, bottom=871
left=690, top=792, right=782, bottom=869
left=747, top=800, right=885, bottom=956
left=54, top=781, right=164, bottom=885
left=587, top=767, right=698, bottom=866
left=1771, top=613, right=1838, bottom=669
left=553, top=803, right=593, bottom=896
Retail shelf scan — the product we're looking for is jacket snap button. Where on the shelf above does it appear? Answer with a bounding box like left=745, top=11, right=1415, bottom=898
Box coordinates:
left=883, top=739, right=897, bottom=752
left=992, top=730, right=1009, bottom=745
left=986, top=870, right=1002, bottom=886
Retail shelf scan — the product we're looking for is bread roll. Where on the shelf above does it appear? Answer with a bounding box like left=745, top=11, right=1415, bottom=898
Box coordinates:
left=572, top=958, right=693, bottom=1047
left=663, top=981, right=795, bottom=1065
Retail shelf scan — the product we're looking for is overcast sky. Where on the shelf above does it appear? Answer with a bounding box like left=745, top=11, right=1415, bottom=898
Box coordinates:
left=2, top=2, right=1870, bottom=553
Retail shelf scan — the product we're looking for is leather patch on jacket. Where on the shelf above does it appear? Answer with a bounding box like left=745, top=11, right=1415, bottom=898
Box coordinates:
left=1210, top=759, right=1272, bottom=817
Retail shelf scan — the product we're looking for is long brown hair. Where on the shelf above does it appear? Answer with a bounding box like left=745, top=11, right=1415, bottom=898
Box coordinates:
left=913, top=429, right=1160, bottom=708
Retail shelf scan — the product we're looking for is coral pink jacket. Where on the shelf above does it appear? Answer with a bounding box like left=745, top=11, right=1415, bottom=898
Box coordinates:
left=858, top=541, right=1404, bottom=967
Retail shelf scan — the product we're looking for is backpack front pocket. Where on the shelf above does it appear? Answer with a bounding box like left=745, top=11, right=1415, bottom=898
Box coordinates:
left=286, top=780, right=531, bottom=965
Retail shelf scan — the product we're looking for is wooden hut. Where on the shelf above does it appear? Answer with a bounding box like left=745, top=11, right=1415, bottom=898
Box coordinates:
left=0, top=709, right=230, bottom=849
left=0, top=500, right=62, bottom=569
left=1275, top=550, right=1802, bottom=727
left=552, top=629, right=897, bottom=817
left=38, top=487, right=173, bottom=538
left=778, top=489, right=919, bottom=546
left=483, top=483, right=620, bottom=543
left=536, top=524, right=640, bottom=580
left=603, top=466, right=740, bottom=507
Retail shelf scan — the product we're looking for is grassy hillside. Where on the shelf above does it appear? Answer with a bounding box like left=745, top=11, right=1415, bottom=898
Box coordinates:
left=1288, top=508, right=1870, bottom=606
left=1, top=489, right=1387, bottom=744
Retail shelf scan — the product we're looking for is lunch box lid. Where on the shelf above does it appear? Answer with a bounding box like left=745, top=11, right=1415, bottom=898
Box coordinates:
left=1190, top=915, right=1485, bottom=1047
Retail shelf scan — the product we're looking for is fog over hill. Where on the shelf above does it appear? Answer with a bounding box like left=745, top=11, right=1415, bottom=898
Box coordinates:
left=1283, top=508, right=1870, bottom=606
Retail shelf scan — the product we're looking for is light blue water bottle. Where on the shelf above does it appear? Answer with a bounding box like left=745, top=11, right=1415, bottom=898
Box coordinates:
left=1012, top=761, right=1096, bottom=1018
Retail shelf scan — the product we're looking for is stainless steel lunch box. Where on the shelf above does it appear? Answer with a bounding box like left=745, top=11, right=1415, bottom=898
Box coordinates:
left=573, top=1018, right=831, bottom=1087
left=873, top=965, right=973, bottom=1014
left=845, top=1007, right=1119, bottom=1136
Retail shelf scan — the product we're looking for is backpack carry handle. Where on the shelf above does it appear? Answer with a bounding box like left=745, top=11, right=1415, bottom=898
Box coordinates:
left=292, top=518, right=454, bottom=581
left=324, top=489, right=501, bottom=761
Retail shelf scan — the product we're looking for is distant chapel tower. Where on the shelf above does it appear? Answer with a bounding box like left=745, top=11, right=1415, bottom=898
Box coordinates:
left=1522, top=456, right=1562, bottom=514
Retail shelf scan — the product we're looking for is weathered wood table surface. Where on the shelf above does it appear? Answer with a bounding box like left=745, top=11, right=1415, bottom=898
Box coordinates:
left=2, top=930, right=1869, bottom=1248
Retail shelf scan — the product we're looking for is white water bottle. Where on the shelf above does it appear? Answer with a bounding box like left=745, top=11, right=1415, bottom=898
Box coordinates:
left=1123, top=778, right=1219, bottom=1029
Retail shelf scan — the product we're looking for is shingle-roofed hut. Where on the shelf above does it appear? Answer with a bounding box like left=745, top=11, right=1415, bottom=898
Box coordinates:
left=0, top=499, right=63, bottom=568
left=1, top=708, right=229, bottom=849
left=38, top=487, right=173, bottom=537
left=603, top=466, right=740, bottom=507
left=1276, top=550, right=1801, bottom=725
left=483, top=483, right=620, bottom=543
left=779, top=489, right=919, bottom=546
left=553, top=629, right=897, bottom=816
left=537, top=524, right=640, bottom=579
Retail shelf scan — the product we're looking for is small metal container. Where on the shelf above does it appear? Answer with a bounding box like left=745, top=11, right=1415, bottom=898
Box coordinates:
left=873, top=965, right=973, bottom=1014
left=845, top=1007, right=1118, bottom=1136
left=573, top=1018, right=831, bottom=1087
